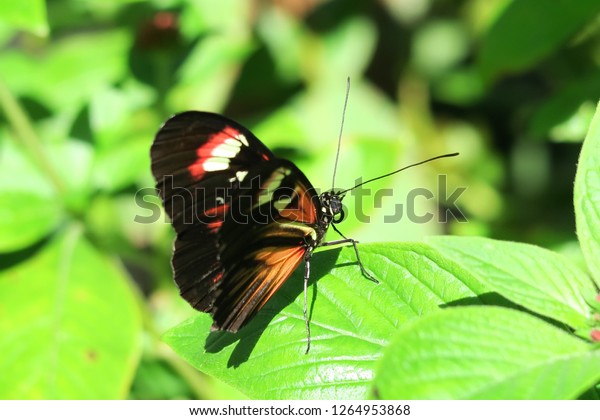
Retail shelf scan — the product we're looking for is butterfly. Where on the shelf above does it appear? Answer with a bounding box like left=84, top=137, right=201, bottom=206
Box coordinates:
left=151, top=107, right=458, bottom=352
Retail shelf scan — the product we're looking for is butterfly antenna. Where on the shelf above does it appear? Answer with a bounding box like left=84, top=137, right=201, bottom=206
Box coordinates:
left=331, top=77, right=351, bottom=190
left=339, top=152, right=459, bottom=194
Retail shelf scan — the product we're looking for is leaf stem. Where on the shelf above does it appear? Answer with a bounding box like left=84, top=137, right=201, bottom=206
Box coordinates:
left=0, top=77, right=66, bottom=194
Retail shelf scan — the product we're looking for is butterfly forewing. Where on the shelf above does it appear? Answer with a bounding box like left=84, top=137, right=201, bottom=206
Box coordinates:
left=151, top=112, right=323, bottom=332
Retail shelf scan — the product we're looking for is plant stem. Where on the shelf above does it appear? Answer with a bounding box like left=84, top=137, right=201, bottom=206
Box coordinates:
left=0, top=77, right=66, bottom=194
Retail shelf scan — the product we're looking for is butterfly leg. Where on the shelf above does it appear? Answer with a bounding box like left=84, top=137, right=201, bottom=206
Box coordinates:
left=303, top=249, right=312, bottom=354
left=320, top=225, right=379, bottom=284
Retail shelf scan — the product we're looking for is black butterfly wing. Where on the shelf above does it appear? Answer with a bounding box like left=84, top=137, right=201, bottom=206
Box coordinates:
left=151, top=111, right=276, bottom=237
left=151, top=111, right=323, bottom=332
left=212, top=163, right=322, bottom=331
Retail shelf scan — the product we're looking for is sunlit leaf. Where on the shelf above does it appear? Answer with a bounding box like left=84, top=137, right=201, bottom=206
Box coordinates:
left=0, top=0, right=48, bottom=36
left=0, top=191, right=61, bottom=252
left=93, top=138, right=150, bottom=192
left=169, top=35, right=255, bottom=111
left=428, top=236, right=595, bottom=328
left=478, top=0, right=600, bottom=80
left=163, top=242, right=489, bottom=399
left=373, top=306, right=600, bottom=399
left=0, top=228, right=142, bottom=398
left=575, top=100, right=600, bottom=289
left=0, top=30, right=128, bottom=111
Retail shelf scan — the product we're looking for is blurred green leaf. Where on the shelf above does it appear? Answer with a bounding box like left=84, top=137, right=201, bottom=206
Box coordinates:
left=0, top=134, right=93, bottom=213
left=49, top=141, right=94, bottom=191
left=258, top=81, right=404, bottom=149
left=0, top=191, right=61, bottom=252
left=306, top=17, right=377, bottom=84
left=130, top=358, right=193, bottom=399
left=381, top=0, right=431, bottom=24
left=548, top=101, right=596, bottom=143
left=89, top=83, right=156, bottom=147
left=427, top=236, right=595, bottom=328
left=163, top=242, right=488, bottom=399
left=0, top=0, right=48, bottom=36
left=529, top=75, right=600, bottom=141
left=575, top=100, right=600, bottom=289
left=412, top=20, right=470, bottom=78
left=478, top=0, right=600, bottom=81
left=169, top=35, right=255, bottom=111
left=258, top=7, right=304, bottom=82
left=0, top=227, right=142, bottom=398
left=433, top=68, right=485, bottom=105
left=179, top=0, right=252, bottom=39
left=93, top=138, right=150, bottom=193
left=372, top=306, right=600, bottom=399
left=0, top=137, right=54, bottom=196
left=0, top=30, right=128, bottom=111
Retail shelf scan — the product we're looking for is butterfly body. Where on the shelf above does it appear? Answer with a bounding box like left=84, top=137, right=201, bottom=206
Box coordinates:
left=151, top=111, right=356, bottom=334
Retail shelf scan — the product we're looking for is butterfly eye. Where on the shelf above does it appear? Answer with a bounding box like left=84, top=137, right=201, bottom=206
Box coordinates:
left=332, top=207, right=345, bottom=224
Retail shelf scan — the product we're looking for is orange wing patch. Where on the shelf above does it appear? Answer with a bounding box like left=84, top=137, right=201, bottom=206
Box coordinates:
left=212, top=220, right=315, bottom=332
left=248, top=246, right=306, bottom=310
left=277, top=183, right=317, bottom=225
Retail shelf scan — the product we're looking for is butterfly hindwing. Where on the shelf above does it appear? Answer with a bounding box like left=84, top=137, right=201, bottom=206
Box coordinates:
left=213, top=165, right=320, bottom=331
left=151, top=112, right=323, bottom=332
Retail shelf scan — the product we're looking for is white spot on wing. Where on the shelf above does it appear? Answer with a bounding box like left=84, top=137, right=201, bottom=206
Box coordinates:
left=203, top=157, right=230, bottom=172
left=236, top=170, right=248, bottom=182
left=237, top=133, right=249, bottom=147
left=212, top=142, right=240, bottom=158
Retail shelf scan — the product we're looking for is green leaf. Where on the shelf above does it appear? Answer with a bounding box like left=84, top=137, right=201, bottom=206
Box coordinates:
left=478, top=0, right=600, bottom=81
left=92, top=138, right=150, bottom=193
left=0, top=134, right=94, bottom=215
left=575, top=101, right=600, bottom=289
left=427, top=236, right=595, bottom=329
left=0, top=191, right=62, bottom=252
left=315, top=17, right=377, bottom=84
left=0, top=227, right=142, bottom=398
left=372, top=306, right=600, bottom=399
left=0, top=30, right=129, bottom=111
left=257, top=7, right=304, bottom=82
left=0, top=138, right=54, bottom=197
left=412, top=20, right=470, bottom=78
left=179, top=0, right=253, bottom=39
left=529, top=76, right=600, bottom=141
left=0, top=0, right=48, bottom=37
left=163, top=242, right=489, bottom=399
left=169, top=35, right=255, bottom=111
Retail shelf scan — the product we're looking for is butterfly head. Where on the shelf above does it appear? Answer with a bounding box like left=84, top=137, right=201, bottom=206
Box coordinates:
left=320, top=190, right=346, bottom=224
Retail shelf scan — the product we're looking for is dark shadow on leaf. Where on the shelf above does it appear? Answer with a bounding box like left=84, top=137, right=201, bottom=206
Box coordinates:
left=19, top=96, right=52, bottom=121
left=0, top=236, right=50, bottom=271
left=203, top=248, right=342, bottom=367
left=442, top=292, right=573, bottom=332
left=70, top=105, right=94, bottom=144
left=441, top=292, right=517, bottom=309
left=578, top=386, right=600, bottom=400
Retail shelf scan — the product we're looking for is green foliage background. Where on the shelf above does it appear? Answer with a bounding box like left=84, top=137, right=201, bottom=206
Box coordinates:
left=0, top=0, right=599, bottom=399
